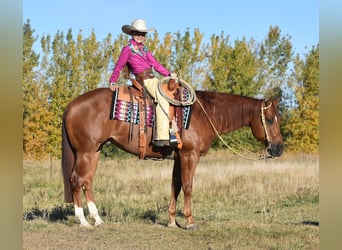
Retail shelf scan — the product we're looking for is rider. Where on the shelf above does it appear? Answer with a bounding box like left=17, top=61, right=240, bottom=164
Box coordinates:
left=109, top=19, right=178, bottom=147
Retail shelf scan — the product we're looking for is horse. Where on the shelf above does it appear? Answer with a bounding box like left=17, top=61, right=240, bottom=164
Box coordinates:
left=61, top=87, right=284, bottom=229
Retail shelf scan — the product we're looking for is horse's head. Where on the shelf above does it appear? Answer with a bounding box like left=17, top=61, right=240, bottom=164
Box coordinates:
left=251, top=98, right=284, bottom=157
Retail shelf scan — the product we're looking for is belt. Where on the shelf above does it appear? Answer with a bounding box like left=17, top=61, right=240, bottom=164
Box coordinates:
left=134, top=69, right=155, bottom=83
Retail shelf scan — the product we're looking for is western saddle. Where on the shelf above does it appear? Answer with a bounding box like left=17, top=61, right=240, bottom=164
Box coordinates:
left=122, top=66, right=182, bottom=159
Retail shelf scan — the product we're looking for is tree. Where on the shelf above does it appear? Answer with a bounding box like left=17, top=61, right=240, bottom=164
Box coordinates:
left=150, top=31, right=172, bottom=70
left=285, top=45, right=319, bottom=152
left=259, top=26, right=293, bottom=99
left=170, top=29, right=206, bottom=88
left=204, top=33, right=261, bottom=96
left=203, top=32, right=231, bottom=92
left=23, top=20, right=53, bottom=159
left=81, top=30, right=111, bottom=91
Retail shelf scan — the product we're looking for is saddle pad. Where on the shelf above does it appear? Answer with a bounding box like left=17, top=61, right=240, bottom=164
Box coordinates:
left=110, top=89, right=154, bottom=127
left=109, top=87, right=192, bottom=129
left=180, top=88, right=192, bottom=129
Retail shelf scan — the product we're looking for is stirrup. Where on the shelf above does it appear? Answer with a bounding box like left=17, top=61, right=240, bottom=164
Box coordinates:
left=169, top=129, right=180, bottom=148
left=169, top=133, right=178, bottom=146
left=152, top=139, right=170, bottom=147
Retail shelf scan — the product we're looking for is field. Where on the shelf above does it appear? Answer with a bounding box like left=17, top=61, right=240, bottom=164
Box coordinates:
left=23, top=151, right=319, bottom=249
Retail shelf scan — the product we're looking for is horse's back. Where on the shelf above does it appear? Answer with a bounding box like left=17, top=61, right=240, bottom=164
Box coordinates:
left=64, top=88, right=112, bottom=120
left=66, top=88, right=111, bottom=109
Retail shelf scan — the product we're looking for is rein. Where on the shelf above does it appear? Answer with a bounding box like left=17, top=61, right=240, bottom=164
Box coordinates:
left=196, top=98, right=273, bottom=161
left=261, top=100, right=272, bottom=147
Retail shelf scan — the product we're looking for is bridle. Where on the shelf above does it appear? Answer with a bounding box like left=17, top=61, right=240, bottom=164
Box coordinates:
left=260, top=99, right=273, bottom=152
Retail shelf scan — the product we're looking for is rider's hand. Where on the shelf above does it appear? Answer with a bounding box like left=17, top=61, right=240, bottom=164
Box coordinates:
left=168, top=79, right=178, bottom=91
left=109, top=82, right=119, bottom=91
left=168, top=73, right=179, bottom=91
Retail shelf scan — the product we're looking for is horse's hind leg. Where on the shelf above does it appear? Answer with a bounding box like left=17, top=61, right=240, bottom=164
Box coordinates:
left=83, top=152, right=104, bottom=226
left=70, top=171, right=91, bottom=228
left=71, top=151, right=103, bottom=227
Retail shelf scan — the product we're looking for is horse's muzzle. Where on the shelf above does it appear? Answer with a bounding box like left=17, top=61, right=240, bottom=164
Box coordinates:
left=267, top=143, right=284, bottom=157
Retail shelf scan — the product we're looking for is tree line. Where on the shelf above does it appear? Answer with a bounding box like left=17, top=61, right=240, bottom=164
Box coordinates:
left=23, top=19, right=319, bottom=159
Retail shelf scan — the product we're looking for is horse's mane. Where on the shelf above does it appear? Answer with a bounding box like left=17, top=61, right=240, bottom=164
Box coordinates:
left=195, top=90, right=260, bottom=110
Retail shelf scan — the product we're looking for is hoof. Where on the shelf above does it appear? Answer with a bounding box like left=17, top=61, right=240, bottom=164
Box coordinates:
left=167, top=221, right=182, bottom=228
left=94, top=220, right=104, bottom=227
left=186, top=223, right=199, bottom=230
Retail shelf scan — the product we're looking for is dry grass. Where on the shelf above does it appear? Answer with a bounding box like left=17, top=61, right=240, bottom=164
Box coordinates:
left=23, top=151, right=319, bottom=249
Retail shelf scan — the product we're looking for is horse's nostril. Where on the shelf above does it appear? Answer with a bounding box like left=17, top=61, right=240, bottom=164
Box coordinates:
left=274, top=144, right=284, bottom=156
left=268, top=143, right=284, bottom=157
left=278, top=144, right=284, bottom=155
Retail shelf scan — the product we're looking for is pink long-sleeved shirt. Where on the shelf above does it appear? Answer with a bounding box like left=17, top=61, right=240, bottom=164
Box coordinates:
left=109, top=39, right=170, bottom=84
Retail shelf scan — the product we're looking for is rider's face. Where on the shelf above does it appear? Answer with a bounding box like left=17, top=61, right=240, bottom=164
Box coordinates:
left=132, top=31, right=147, bottom=44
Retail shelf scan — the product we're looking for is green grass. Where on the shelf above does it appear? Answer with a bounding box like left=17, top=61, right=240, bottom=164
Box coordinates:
left=23, top=152, right=319, bottom=249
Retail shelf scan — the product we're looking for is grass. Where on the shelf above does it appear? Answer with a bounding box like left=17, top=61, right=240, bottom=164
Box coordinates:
left=23, top=151, right=319, bottom=249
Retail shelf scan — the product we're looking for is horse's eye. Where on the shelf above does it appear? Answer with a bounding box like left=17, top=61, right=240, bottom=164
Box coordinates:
left=266, top=118, right=273, bottom=125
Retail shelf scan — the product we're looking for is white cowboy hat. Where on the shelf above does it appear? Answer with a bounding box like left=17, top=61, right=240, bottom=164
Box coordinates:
left=122, top=19, right=155, bottom=35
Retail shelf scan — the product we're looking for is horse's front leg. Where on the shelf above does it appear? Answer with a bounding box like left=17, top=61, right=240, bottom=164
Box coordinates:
left=168, top=157, right=182, bottom=228
left=181, top=151, right=199, bottom=230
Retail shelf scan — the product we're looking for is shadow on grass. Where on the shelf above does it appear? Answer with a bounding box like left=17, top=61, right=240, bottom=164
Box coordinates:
left=23, top=203, right=185, bottom=227
left=140, top=207, right=184, bottom=227
left=23, top=204, right=74, bottom=222
left=300, top=221, right=319, bottom=226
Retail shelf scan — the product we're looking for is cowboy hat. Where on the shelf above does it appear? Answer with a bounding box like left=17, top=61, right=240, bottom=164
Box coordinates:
left=122, top=19, right=155, bottom=35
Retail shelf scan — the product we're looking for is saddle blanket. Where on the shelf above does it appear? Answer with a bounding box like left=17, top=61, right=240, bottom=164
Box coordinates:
left=110, top=89, right=154, bottom=127
left=110, top=87, right=192, bottom=129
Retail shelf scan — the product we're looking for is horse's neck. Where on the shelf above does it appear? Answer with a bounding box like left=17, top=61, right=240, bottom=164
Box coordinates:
left=229, top=98, right=259, bottom=132
left=200, top=92, right=260, bottom=134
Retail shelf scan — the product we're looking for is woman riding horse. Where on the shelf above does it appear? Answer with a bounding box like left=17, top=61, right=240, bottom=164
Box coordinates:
left=109, top=19, right=178, bottom=147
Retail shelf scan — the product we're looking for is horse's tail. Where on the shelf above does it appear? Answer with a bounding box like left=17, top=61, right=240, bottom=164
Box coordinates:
left=61, top=110, right=74, bottom=203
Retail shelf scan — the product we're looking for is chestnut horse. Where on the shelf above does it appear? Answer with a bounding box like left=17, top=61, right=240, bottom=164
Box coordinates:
left=61, top=87, right=284, bottom=229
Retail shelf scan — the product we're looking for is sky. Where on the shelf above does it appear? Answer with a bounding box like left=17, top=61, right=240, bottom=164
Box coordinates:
left=23, top=0, right=319, bottom=55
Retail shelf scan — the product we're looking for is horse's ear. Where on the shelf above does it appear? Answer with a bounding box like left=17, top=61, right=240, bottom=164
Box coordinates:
left=273, top=97, right=281, bottom=106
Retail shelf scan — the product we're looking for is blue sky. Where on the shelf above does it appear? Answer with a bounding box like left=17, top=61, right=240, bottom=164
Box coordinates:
left=23, top=0, right=318, bottom=54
